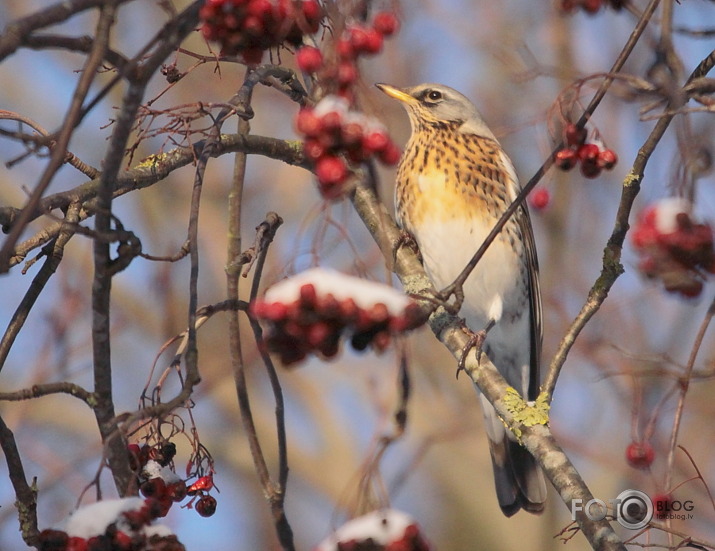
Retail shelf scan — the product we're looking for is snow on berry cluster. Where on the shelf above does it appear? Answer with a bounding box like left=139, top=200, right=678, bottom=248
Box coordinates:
left=295, top=11, right=399, bottom=101
left=295, top=95, right=401, bottom=199
left=127, top=441, right=218, bottom=520
left=553, top=123, right=618, bottom=179
left=314, top=509, right=431, bottom=551
left=559, top=0, right=625, bottom=14
left=37, top=497, right=183, bottom=551
left=250, top=268, right=424, bottom=365
left=631, top=198, right=715, bottom=298
left=199, top=0, right=323, bottom=64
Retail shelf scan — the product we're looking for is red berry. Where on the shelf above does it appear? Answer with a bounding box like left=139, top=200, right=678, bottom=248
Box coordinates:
left=187, top=474, right=214, bottom=495
left=315, top=155, right=348, bottom=186
left=140, top=477, right=167, bottom=499
left=580, top=159, right=602, bottom=179
left=295, top=109, right=322, bottom=137
left=625, top=441, right=655, bottom=470
left=299, top=283, right=317, bottom=307
left=112, top=531, right=132, bottom=551
left=168, top=481, right=188, bottom=502
left=196, top=495, right=218, bottom=517
left=652, top=493, right=673, bottom=516
left=362, top=130, right=390, bottom=153
left=39, top=529, right=70, bottom=551
left=348, top=25, right=370, bottom=52
left=577, top=143, right=600, bottom=162
left=529, top=188, right=550, bottom=210
left=337, top=61, right=359, bottom=86
left=241, top=47, right=263, bottom=65
left=582, top=0, right=603, bottom=13
left=379, top=143, right=401, bottom=165
left=242, top=14, right=264, bottom=36
left=320, top=110, right=343, bottom=132
left=307, top=321, right=332, bottom=347
left=337, top=38, right=355, bottom=60
left=341, top=122, right=364, bottom=147
left=565, top=123, right=587, bottom=147
left=598, top=148, right=618, bottom=170
left=247, top=0, right=273, bottom=17
left=560, top=0, right=578, bottom=13
left=303, top=139, right=326, bottom=162
left=554, top=148, right=577, bottom=170
left=372, top=12, right=399, bottom=36
left=362, top=28, right=384, bottom=54
left=301, top=0, right=322, bottom=30
left=67, top=537, right=88, bottom=551
left=296, top=46, right=323, bottom=73
left=263, top=301, right=289, bottom=321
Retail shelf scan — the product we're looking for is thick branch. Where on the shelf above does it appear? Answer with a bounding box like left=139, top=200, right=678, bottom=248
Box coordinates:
left=0, top=414, right=39, bottom=547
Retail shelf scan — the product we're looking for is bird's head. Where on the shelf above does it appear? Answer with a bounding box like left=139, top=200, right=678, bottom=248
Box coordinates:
left=376, top=82, right=496, bottom=140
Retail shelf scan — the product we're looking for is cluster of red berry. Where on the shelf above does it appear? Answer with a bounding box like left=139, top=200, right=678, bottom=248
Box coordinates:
left=251, top=269, right=423, bottom=365
left=295, top=11, right=398, bottom=101
left=128, top=442, right=218, bottom=519
left=199, top=0, right=322, bottom=64
left=314, top=510, right=430, bottom=551
left=625, top=441, right=654, bottom=470
left=295, top=96, right=401, bottom=199
left=559, top=0, right=625, bottom=14
left=37, top=499, right=185, bottom=551
left=632, top=198, right=715, bottom=298
left=553, top=123, right=618, bottom=178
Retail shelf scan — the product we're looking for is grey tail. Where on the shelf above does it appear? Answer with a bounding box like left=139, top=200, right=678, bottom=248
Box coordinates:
left=488, top=435, right=547, bottom=517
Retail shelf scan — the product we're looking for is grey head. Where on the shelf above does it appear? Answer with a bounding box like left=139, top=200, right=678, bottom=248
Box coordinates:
left=376, top=82, right=497, bottom=141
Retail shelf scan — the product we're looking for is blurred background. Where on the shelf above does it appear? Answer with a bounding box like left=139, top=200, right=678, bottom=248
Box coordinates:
left=1, top=0, right=714, bottom=549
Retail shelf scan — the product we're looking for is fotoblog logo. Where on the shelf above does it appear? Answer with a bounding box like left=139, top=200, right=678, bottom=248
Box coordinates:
left=571, top=489, right=653, bottom=530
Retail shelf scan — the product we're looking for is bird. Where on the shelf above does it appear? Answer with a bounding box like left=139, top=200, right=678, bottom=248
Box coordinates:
left=376, top=82, right=547, bottom=516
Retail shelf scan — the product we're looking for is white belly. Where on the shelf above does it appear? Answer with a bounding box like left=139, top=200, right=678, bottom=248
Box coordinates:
left=412, top=216, right=522, bottom=328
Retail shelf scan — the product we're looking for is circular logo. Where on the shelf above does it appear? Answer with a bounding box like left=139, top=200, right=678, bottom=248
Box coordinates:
left=615, top=489, right=653, bottom=530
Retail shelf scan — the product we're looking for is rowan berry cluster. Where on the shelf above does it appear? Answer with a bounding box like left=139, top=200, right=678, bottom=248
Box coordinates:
left=199, top=0, right=323, bottom=63
left=315, top=510, right=431, bottom=551
left=553, top=123, right=618, bottom=178
left=37, top=498, right=185, bottom=551
left=295, top=95, right=401, bottom=199
left=559, top=0, right=625, bottom=14
left=251, top=268, right=423, bottom=365
left=127, top=442, right=218, bottom=519
left=631, top=198, right=715, bottom=298
left=295, top=11, right=399, bottom=101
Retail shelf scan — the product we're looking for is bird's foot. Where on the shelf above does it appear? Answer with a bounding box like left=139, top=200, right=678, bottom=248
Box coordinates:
left=392, top=230, right=422, bottom=265
left=455, top=319, right=495, bottom=379
left=456, top=328, right=486, bottom=379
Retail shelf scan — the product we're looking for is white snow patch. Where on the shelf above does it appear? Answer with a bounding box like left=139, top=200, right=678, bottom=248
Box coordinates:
left=314, top=95, right=350, bottom=117
left=653, top=197, right=692, bottom=234
left=65, top=497, right=145, bottom=539
left=264, top=268, right=411, bottom=314
left=316, top=509, right=414, bottom=550
left=143, top=459, right=181, bottom=484
left=144, top=524, right=174, bottom=538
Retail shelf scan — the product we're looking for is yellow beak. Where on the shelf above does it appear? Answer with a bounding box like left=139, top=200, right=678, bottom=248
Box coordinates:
left=375, top=83, right=417, bottom=104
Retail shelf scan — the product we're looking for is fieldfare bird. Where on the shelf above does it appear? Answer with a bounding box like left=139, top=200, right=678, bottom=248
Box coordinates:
left=377, top=82, right=547, bottom=516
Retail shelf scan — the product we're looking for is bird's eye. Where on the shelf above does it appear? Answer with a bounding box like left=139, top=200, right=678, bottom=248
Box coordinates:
left=425, top=90, right=443, bottom=102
